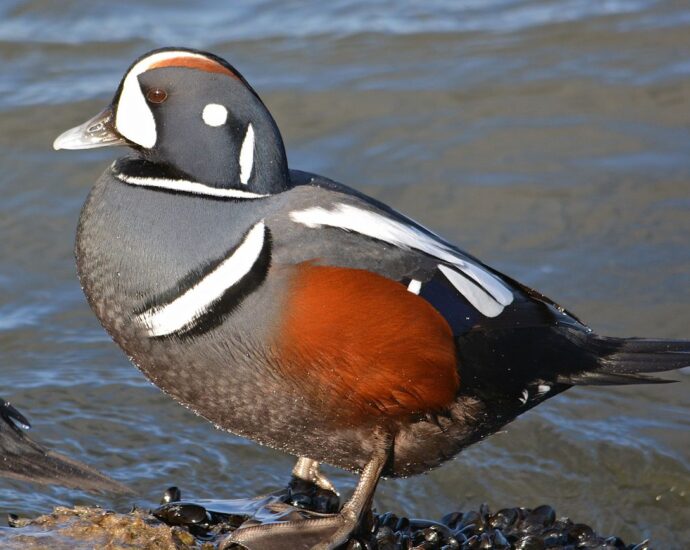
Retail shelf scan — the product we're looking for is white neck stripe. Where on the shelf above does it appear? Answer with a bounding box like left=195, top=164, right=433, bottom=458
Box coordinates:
left=114, top=172, right=268, bottom=199
left=137, top=221, right=267, bottom=337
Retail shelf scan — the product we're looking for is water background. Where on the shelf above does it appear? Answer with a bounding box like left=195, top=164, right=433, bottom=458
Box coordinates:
left=0, top=1, right=688, bottom=547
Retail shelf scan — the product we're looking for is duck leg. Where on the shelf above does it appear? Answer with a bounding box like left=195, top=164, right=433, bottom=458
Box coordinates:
left=292, top=457, right=338, bottom=494
left=311, top=441, right=389, bottom=550
left=223, top=433, right=391, bottom=550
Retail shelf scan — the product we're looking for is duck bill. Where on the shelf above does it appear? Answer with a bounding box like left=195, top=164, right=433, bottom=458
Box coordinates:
left=53, top=105, right=127, bottom=151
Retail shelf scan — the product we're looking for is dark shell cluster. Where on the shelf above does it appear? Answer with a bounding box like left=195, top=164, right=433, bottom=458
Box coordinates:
left=363, top=505, right=651, bottom=550
left=152, top=484, right=652, bottom=550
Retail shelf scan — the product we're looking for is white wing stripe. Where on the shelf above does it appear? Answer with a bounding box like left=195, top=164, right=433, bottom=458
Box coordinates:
left=137, top=221, right=267, bottom=337
left=115, top=172, right=267, bottom=199
left=289, top=203, right=513, bottom=309
left=437, top=265, right=503, bottom=317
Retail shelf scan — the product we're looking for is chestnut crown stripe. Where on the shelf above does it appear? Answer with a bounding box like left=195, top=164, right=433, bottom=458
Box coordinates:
left=115, top=50, right=239, bottom=149
left=136, top=221, right=269, bottom=337
left=148, top=56, right=240, bottom=79
left=289, top=203, right=514, bottom=318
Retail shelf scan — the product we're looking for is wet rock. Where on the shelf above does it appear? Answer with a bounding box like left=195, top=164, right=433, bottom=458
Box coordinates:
left=312, top=490, right=340, bottom=514
left=375, top=524, right=396, bottom=548
left=6, top=514, right=19, bottom=528
left=458, top=510, right=484, bottom=534
left=286, top=476, right=340, bottom=514
left=567, top=522, right=595, bottom=544
left=0, top=506, right=198, bottom=549
left=514, top=534, right=545, bottom=550
left=154, top=502, right=211, bottom=526
left=542, top=529, right=567, bottom=546
left=424, top=526, right=441, bottom=543
left=478, top=532, right=494, bottom=548
left=161, top=486, right=182, bottom=504
left=441, top=511, right=463, bottom=529
left=492, top=529, right=510, bottom=549
left=488, top=508, right=519, bottom=531
left=0, top=492, right=654, bottom=549
left=525, top=505, right=555, bottom=528
left=395, top=515, right=411, bottom=532
left=604, top=535, right=626, bottom=548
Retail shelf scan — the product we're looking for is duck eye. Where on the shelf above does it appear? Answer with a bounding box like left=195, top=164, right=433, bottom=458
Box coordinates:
left=146, top=88, right=168, bottom=104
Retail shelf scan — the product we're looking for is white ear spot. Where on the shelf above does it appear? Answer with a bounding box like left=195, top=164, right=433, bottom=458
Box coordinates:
left=202, top=103, right=228, bottom=127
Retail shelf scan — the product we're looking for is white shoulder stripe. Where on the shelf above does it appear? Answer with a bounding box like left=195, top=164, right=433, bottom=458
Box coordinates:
left=137, top=221, right=267, bottom=337
left=114, top=172, right=267, bottom=199
left=289, top=203, right=513, bottom=313
left=239, top=123, right=255, bottom=185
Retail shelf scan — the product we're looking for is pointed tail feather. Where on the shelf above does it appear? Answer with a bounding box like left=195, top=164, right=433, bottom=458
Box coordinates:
left=558, top=336, right=689, bottom=386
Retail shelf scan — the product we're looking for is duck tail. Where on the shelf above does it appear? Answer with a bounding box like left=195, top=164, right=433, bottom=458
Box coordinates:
left=558, top=335, right=689, bottom=386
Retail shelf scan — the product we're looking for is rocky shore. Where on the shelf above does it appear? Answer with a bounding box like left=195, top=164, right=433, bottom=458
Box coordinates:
left=0, top=483, right=653, bottom=549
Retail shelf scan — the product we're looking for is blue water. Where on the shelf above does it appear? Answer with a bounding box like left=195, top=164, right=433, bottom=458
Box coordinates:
left=0, top=1, right=688, bottom=547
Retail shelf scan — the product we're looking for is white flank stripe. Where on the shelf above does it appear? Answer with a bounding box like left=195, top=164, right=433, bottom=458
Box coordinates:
left=537, top=384, right=551, bottom=395
left=289, top=203, right=513, bottom=310
left=407, top=279, right=422, bottom=295
left=239, top=123, right=255, bottom=185
left=137, top=221, right=266, bottom=337
left=438, top=265, right=503, bottom=317
left=115, top=172, right=267, bottom=199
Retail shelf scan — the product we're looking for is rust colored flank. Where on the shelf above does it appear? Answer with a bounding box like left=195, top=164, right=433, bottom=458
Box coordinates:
left=277, top=264, right=459, bottom=421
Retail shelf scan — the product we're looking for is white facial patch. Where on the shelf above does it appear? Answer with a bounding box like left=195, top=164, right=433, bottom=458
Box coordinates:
left=202, top=103, right=228, bottom=127
left=239, top=123, right=254, bottom=185
left=115, top=50, right=212, bottom=149
left=289, top=203, right=514, bottom=317
left=137, top=221, right=267, bottom=337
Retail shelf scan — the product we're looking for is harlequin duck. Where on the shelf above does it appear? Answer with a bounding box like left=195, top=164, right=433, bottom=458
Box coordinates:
left=54, top=47, right=689, bottom=549
left=0, top=397, right=129, bottom=493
